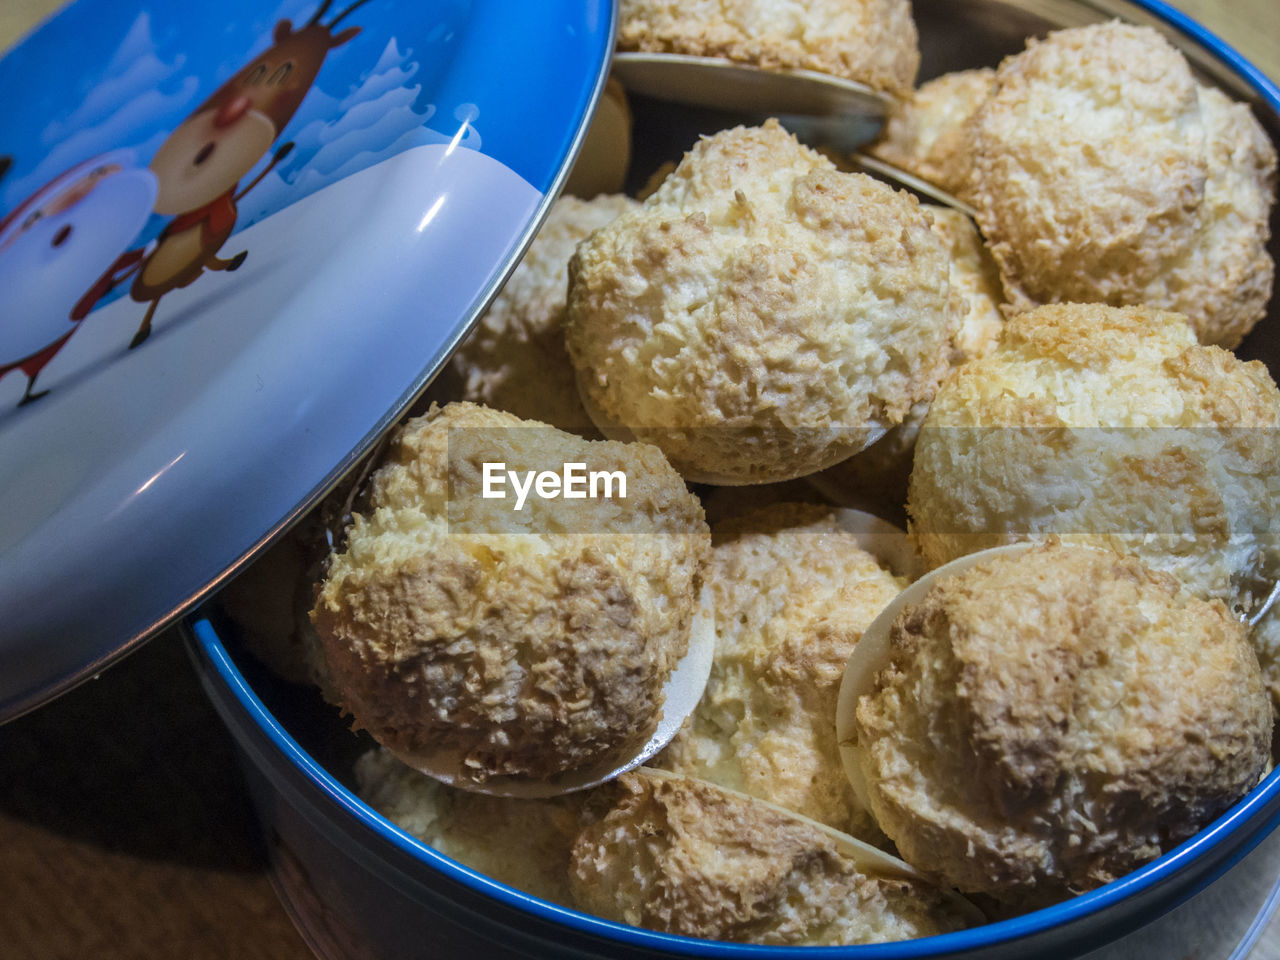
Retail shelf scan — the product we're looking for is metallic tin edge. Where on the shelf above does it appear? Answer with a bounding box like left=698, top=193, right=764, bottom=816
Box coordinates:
left=185, top=607, right=1280, bottom=959
left=0, top=0, right=619, bottom=726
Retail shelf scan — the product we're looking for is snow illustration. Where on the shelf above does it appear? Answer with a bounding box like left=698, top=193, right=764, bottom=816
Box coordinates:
left=240, top=36, right=481, bottom=228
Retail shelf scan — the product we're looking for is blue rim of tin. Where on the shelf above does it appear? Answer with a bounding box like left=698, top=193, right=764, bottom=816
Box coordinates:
left=188, top=0, right=1280, bottom=954
left=190, top=613, right=1280, bottom=957
left=1132, top=0, right=1280, bottom=108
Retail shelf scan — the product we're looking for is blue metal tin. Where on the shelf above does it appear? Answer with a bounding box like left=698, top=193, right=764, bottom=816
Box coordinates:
left=185, top=612, right=1280, bottom=959
left=0, top=0, right=615, bottom=723
left=182, top=0, right=1280, bottom=956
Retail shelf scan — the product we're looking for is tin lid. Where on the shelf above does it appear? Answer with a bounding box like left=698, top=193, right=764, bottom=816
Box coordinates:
left=0, top=0, right=614, bottom=721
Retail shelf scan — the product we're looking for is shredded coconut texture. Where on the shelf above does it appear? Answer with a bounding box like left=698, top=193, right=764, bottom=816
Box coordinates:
left=870, top=68, right=996, bottom=195
left=851, top=543, right=1271, bottom=905
left=1250, top=604, right=1280, bottom=717
left=617, top=0, right=920, bottom=98
left=565, top=120, right=957, bottom=485
left=658, top=503, right=902, bottom=840
left=312, top=402, right=710, bottom=782
left=908, top=303, right=1280, bottom=609
left=569, top=771, right=974, bottom=944
left=963, top=22, right=1276, bottom=347
left=817, top=206, right=1005, bottom=506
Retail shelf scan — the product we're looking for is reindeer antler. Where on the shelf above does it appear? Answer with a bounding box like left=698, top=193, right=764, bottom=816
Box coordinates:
left=327, top=0, right=372, bottom=28
left=305, top=0, right=335, bottom=27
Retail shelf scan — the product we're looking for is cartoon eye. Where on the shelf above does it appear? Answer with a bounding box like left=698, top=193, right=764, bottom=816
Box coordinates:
left=269, top=62, right=293, bottom=85
left=21, top=209, right=43, bottom=230
left=243, top=63, right=268, bottom=86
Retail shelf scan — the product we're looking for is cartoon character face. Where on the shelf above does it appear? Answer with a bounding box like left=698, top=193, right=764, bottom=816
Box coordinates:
left=149, top=103, right=275, bottom=215
left=147, top=3, right=364, bottom=217
left=211, top=18, right=360, bottom=136
left=0, top=153, right=156, bottom=365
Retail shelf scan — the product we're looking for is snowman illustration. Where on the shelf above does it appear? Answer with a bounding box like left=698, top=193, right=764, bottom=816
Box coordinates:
left=0, top=152, right=156, bottom=406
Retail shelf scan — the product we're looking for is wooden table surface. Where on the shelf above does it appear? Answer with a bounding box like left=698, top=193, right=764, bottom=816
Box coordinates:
left=0, top=2, right=1278, bottom=960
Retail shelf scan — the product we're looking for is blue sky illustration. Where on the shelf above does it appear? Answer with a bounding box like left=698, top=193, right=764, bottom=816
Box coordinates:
left=0, top=0, right=610, bottom=254
left=0, top=0, right=473, bottom=223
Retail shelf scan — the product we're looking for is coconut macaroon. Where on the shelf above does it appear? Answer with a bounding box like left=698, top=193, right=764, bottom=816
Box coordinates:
left=908, top=302, right=1280, bottom=611
left=569, top=770, right=976, bottom=944
left=869, top=68, right=996, bottom=196
left=963, top=21, right=1277, bottom=348
left=356, top=748, right=590, bottom=907
left=565, top=120, right=957, bottom=485
left=929, top=207, right=1006, bottom=364
left=436, top=194, right=638, bottom=435
left=657, top=504, right=902, bottom=839
left=312, top=402, right=710, bottom=786
left=616, top=0, right=920, bottom=99
left=846, top=543, right=1272, bottom=903
left=814, top=206, right=1004, bottom=508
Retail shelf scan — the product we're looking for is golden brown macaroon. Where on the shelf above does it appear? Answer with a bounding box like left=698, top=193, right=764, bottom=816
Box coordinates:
left=565, top=120, right=957, bottom=485
left=355, top=748, right=590, bottom=907
left=930, top=207, right=1006, bottom=365
left=435, top=194, right=638, bottom=435
left=657, top=504, right=903, bottom=840
left=908, top=303, right=1280, bottom=611
left=568, top=770, right=976, bottom=944
left=964, top=21, right=1276, bottom=348
left=869, top=68, right=996, bottom=196
left=848, top=543, right=1272, bottom=904
left=814, top=206, right=1004, bottom=508
left=616, top=0, right=920, bottom=99
left=312, top=402, right=710, bottom=785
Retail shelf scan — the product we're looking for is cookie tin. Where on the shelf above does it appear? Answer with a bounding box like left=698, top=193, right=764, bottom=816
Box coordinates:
left=183, top=0, right=1280, bottom=956
left=0, top=0, right=614, bottom=720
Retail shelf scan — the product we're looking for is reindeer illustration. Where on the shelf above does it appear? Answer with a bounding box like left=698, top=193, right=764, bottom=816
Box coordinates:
left=81, top=0, right=371, bottom=348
